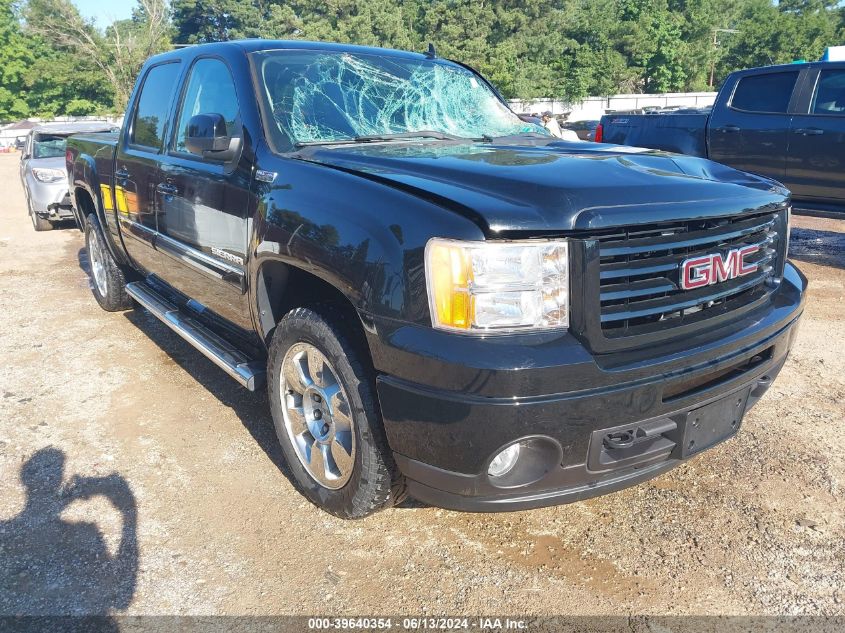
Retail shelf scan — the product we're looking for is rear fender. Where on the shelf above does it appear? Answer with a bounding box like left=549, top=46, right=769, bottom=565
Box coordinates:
left=70, top=156, right=128, bottom=266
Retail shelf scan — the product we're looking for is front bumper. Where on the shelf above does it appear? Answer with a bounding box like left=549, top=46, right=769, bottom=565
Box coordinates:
left=369, top=262, right=807, bottom=512
left=26, top=176, right=74, bottom=220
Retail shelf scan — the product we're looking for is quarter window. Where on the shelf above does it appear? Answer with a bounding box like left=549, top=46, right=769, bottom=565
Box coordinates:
left=174, top=58, right=241, bottom=153
left=731, top=72, right=799, bottom=113
left=811, top=69, right=845, bottom=115
left=131, top=63, right=181, bottom=149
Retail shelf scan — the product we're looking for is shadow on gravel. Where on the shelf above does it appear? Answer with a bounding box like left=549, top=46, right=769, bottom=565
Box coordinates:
left=77, top=246, right=91, bottom=279
left=122, top=308, right=287, bottom=471
left=0, top=448, right=137, bottom=627
left=789, top=227, right=845, bottom=270
left=75, top=247, right=286, bottom=477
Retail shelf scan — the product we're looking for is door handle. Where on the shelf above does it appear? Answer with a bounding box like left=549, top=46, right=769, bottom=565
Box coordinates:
left=115, top=168, right=130, bottom=180
left=794, top=128, right=824, bottom=136
left=720, top=125, right=741, bottom=133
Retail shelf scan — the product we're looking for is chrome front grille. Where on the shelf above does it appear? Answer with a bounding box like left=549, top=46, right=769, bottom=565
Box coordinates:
left=593, top=211, right=780, bottom=338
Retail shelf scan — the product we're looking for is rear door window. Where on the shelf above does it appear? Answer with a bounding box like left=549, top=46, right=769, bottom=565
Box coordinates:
left=130, top=63, right=181, bottom=150
left=811, top=69, right=845, bottom=115
left=731, top=71, right=799, bottom=113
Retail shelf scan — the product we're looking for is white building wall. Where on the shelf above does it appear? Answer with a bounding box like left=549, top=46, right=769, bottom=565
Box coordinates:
left=509, top=92, right=718, bottom=121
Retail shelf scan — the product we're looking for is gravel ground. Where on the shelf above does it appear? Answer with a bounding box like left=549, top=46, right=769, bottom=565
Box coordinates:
left=0, top=153, right=843, bottom=619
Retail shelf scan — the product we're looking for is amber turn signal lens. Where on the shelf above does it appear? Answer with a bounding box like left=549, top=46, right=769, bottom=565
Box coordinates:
left=426, top=240, right=473, bottom=330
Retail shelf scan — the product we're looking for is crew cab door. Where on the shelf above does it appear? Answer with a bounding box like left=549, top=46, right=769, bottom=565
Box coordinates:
left=114, top=61, right=182, bottom=274
left=708, top=69, right=801, bottom=182
left=785, top=65, right=845, bottom=203
left=154, top=56, right=252, bottom=329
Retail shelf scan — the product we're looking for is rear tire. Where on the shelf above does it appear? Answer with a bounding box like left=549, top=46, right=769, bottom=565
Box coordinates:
left=84, top=214, right=133, bottom=312
left=29, top=198, right=53, bottom=232
left=268, top=307, right=405, bottom=519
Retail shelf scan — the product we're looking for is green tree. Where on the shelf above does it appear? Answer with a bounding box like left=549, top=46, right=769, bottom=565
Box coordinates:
left=0, top=0, right=33, bottom=119
left=136, top=0, right=845, bottom=104
left=171, top=0, right=268, bottom=43
left=25, top=0, right=171, bottom=110
left=26, top=46, right=114, bottom=117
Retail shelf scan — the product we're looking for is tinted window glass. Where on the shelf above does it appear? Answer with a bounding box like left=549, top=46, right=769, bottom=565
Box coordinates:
left=731, top=72, right=799, bottom=113
left=131, top=63, right=181, bottom=149
left=175, top=58, right=240, bottom=153
left=812, top=69, right=845, bottom=114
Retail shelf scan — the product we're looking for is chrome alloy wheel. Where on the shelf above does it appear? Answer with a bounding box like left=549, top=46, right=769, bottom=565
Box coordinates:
left=87, top=226, right=108, bottom=297
left=280, top=342, right=356, bottom=489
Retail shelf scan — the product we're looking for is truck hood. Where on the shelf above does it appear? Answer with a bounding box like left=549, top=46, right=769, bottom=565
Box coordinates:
left=295, top=140, right=788, bottom=233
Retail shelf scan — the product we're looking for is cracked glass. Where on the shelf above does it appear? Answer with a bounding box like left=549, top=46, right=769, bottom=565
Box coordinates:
left=254, top=49, right=544, bottom=149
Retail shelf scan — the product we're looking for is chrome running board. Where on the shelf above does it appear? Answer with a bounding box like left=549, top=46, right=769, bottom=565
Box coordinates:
left=126, top=281, right=266, bottom=391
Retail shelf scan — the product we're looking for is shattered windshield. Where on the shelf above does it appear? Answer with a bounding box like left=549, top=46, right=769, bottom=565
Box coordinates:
left=254, top=49, right=544, bottom=149
left=33, top=134, right=67, bottom=159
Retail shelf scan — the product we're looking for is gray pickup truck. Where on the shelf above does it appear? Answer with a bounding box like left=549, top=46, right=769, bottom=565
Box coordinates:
left=599, top=60, right=845, bottom=215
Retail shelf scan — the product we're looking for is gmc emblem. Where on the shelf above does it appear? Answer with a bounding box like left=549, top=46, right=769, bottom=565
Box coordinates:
left=679, top=245, right=759, bottom=290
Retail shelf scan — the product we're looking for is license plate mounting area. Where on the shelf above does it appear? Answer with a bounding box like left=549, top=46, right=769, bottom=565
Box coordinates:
left=680, top=387, right=751, bottom=458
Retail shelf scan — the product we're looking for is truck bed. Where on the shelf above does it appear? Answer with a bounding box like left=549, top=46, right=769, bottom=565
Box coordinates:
left=67, top=132, right=118, bottom=153
left=599, top=112, right=709, bottom=157
left=66, top=133, right=118, bottom=179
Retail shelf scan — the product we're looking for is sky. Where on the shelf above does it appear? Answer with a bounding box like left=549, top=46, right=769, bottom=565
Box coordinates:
left=73, top=0, right=136, bottom=29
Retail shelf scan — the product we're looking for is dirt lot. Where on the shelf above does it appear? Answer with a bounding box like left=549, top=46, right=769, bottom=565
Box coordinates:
left=1, top=152, right=843, bottom=619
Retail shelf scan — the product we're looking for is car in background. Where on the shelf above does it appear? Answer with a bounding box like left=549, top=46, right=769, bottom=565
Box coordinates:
left=599, top=59, right=845, bottom=214
left=20, top=122, right=118, bottom=231
left=562, top=119, right=600, bottom=141
left=517, top=113, right=542, bottom=125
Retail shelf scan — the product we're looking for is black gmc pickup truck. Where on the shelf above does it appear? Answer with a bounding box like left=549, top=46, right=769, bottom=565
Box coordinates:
left=67, top=40, right=806, bottom=518
left=599, top=60, right=845, bottom=215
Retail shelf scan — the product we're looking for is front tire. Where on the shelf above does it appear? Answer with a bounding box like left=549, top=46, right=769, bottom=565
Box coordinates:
left=28, top=198, right=53, bottom=232
left=84, top=214, right=133, bottom=312
left=268, top=307, right=404, bottom=518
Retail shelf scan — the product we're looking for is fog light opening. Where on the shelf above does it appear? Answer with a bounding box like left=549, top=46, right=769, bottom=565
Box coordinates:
left=488, top=443, right=521, bottom=478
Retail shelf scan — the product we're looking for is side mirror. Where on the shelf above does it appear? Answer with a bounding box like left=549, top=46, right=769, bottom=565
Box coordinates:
left=185, top=113, right=241, bottom=162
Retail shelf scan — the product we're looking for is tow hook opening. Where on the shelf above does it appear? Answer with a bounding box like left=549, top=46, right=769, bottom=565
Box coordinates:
left=589, top=418, right=678, bottom=473
left=603, top=429, right=636, bottom=450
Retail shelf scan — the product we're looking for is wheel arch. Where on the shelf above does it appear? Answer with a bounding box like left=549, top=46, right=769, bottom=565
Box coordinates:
left=69, top=153, right=104, bottom=230
left=72, top=183, right=95, bottom=233
left=73, top=185, right=96, bottom=226
left=254, top=258, right=373, bottom=362
left=73, top=183, right=129, bottom=267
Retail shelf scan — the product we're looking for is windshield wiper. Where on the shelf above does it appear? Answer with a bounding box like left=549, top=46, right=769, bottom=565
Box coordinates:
left=353, top=131, right=472, bottom=142
left=294, top=139, right=360, bottom=148
left=479, top=132, right=548, bottom=143
left=294, top=130, right=483, bottom=149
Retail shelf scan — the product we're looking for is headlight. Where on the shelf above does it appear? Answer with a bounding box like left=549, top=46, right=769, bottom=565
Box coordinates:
left=32, top=168, right=66, bottom=183
left=425, top=238, right=569, bottom=333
